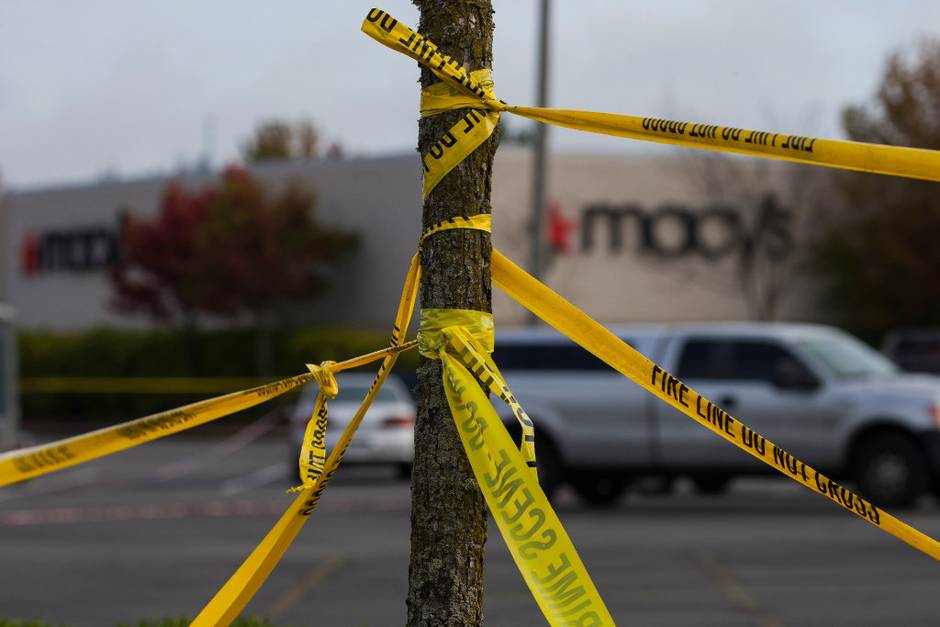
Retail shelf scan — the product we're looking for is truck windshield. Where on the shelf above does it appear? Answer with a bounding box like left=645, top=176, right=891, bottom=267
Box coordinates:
left=795, top=334, right=897, bottom=379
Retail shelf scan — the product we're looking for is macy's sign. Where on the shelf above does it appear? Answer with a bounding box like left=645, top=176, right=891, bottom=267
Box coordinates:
left=20, top=222, right=122, bottom=276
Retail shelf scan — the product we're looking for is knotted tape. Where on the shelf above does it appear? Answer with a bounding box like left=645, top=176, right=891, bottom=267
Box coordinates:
left=288, top=346, right=424, bottom=494
left=288, top=361, right=339, bottom=493
left=416, top=68, right=502, bottom=198
left=417, top=308, right=494, bottom=359
left=306, top=360, right=339, bottom=398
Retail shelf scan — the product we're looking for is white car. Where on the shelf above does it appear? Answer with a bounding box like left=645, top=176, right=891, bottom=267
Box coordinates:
left=288, top=373, right=415, bottom=479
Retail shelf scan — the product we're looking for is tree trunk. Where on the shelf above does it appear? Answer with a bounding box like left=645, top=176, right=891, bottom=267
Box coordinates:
left=407, top=1, right=497, bottom=625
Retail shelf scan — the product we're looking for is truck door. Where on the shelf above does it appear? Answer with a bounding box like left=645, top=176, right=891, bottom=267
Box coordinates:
left=495, top=338, right=652, bottom=468
left=655, top=336, right=835, bottom=469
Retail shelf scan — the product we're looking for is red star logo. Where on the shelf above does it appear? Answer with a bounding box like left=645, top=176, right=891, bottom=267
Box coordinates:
left=20, top=231, right=40, bottom=275
left=547, top=201, right=576, bottom=254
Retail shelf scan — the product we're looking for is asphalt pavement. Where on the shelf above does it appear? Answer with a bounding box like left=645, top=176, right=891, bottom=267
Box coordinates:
left=3, top=428, right=940, bottom=627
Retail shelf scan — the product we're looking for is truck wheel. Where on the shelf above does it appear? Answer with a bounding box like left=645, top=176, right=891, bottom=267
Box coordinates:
left=572, top=476, right=627, bottom=508
left=691, top=473, right=732, bottom=495
left=853, top=432, right=928, bottom=509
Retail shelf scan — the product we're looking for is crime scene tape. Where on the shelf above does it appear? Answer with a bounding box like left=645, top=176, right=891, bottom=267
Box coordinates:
left=0, top=341, right=415, bottom=489
left=430, top=321, right=538, bottom=476
left=191, top=254, right=420, bottom=626
left=362, top=8, right=940, bottom=189
left=490, top=248, right=940, bottom=563
left=439, top=334, right=613, bottom=625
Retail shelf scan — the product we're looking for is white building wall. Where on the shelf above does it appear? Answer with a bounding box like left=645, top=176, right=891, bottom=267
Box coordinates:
left=1, top=149, right=823, bottom=331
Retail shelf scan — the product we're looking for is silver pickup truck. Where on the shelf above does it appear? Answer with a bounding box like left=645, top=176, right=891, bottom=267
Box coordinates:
left=494, top=323, right=940, bottom=508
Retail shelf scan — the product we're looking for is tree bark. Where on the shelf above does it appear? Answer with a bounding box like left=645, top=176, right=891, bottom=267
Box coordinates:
left=407, top=1, right=497, bottom=625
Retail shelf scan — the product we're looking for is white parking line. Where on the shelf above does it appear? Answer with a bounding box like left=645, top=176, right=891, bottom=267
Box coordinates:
left=691, top=548, right=784, bottom=627
left=155, top=413, right=280, bottom=482
left=219, top=463, right=286, bottom=497
left=266, top=554, right=346, bottom=619
left=0, top=467, right=99, bottom=504
left=0, top=498, right=286, bottom=526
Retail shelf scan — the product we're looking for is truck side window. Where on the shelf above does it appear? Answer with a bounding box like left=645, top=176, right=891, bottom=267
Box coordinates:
left=677, top=339, right=811, bottom=384
left=494, top=341, right=630, bottom=371
left=675, top=340, right=723, bottom=379
left=731, top=342, right=798, bottom=382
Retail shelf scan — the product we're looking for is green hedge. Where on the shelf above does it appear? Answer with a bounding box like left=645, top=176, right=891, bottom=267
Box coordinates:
left=18, top=327, right=413, bottom=377
left=18, top=326, right=418, bottom=422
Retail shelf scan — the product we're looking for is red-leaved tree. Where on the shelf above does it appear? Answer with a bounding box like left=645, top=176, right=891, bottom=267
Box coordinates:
left=111, top=165, right=357, bottom=372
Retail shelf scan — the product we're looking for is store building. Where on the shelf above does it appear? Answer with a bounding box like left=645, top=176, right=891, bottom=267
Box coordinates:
left=0, top=148, right=822, bottom=331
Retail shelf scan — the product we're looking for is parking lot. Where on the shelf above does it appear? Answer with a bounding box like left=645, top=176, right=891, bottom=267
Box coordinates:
left=3, top=430, right=940, bottom=626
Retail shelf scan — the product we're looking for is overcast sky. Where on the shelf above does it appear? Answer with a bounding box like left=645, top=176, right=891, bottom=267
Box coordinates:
left=2, top=1, right=939, bottom=189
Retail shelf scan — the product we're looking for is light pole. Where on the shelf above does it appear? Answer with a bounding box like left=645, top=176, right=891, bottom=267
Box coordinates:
left=528, top=0, right=551, bottom=324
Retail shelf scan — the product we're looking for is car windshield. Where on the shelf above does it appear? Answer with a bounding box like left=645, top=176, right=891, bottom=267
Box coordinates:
left=303, top=382, right=400, bottom=404
left=342, top=384, right=399, bottom=403
left=794, top=333, right=898, bottom=380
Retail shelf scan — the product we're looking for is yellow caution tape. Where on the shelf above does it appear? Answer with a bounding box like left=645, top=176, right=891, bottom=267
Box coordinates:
left=417, top=308, right=494, bottom=358
left=418, top=69, right=501, bottom=198
left=506, top=108, right=940, bottom=183
left=0, top=374, right=313, bottom=488
left=192, top=254, right=421, bottom=626
left=418, top=213, right=492, bottom=246
left=491, top=248, right=940, bottom=563
left=363, top=8, right=940, bottom=187
left=433, top=324, right=613, bottom=625
left=362, top=10, right=506, bottom=112
left=0, top=342, right=415, bottom=489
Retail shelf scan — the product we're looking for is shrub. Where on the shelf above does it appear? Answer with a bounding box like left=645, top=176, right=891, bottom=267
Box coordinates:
left=18, top=326, right=418, bottom=422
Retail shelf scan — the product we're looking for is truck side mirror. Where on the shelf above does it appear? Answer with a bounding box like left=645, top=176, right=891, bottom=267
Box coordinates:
left=772, top=359, right=820, bottom=392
